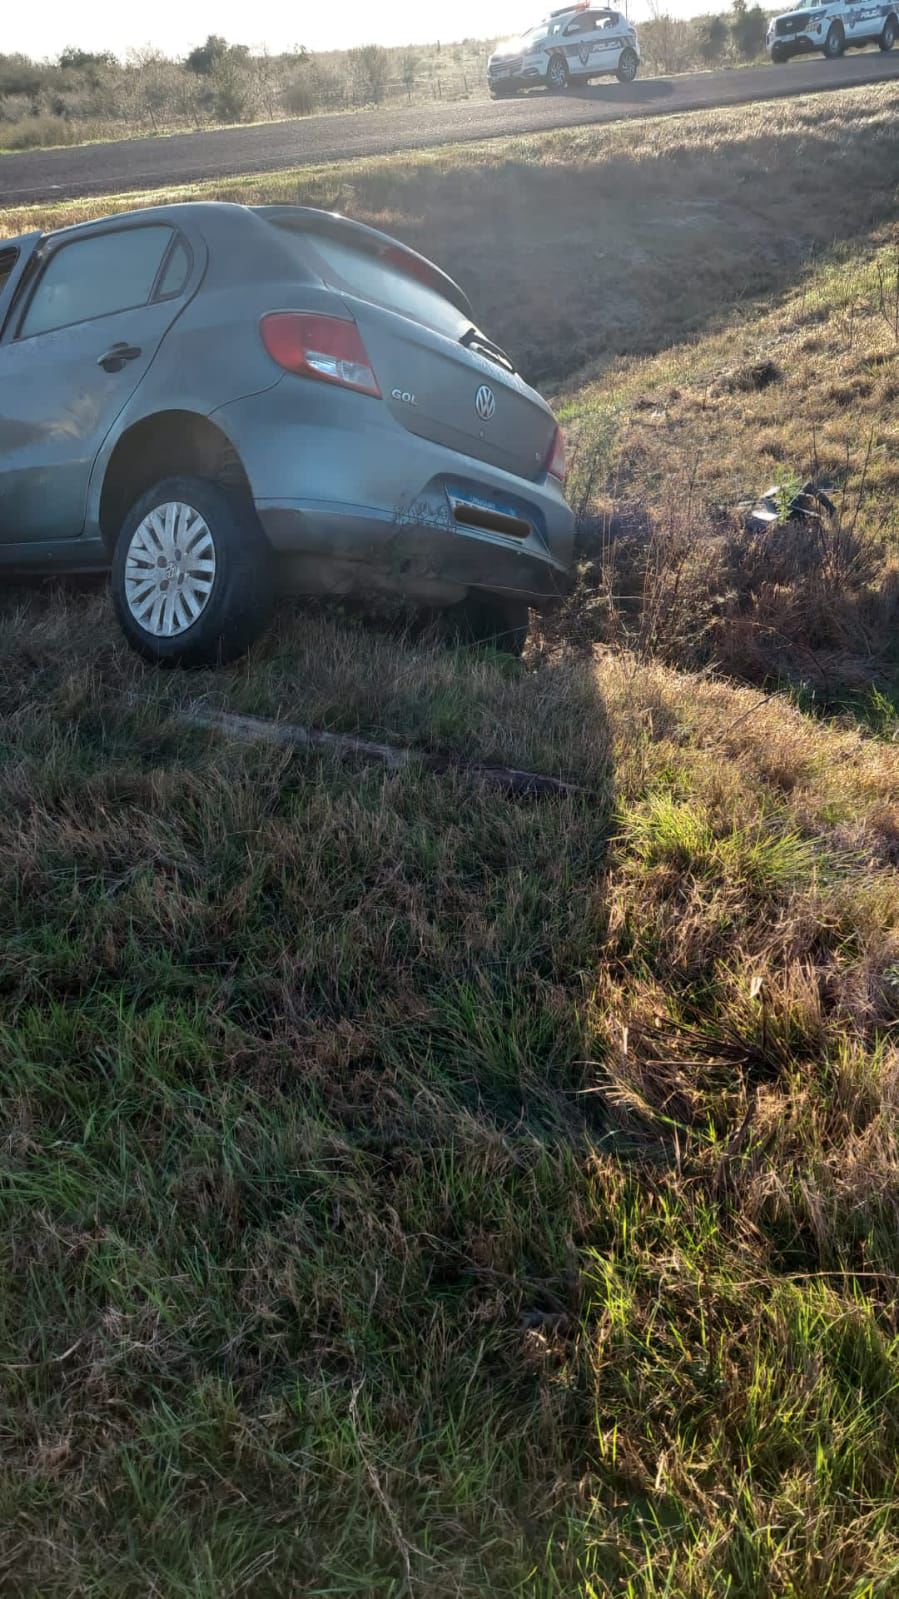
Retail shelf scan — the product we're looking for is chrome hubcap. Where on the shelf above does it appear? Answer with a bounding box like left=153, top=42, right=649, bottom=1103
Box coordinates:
left=124, top=502, right=216, bottom=638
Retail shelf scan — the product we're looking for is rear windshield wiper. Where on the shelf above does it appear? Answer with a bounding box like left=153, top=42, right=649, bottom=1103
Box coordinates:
left=460, top=326, right=516, bottom=375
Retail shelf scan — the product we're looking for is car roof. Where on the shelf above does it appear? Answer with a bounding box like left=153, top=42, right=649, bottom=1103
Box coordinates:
left=25, top=200, right=473, bottom=320
left=544, top=3, right=619, bottom=17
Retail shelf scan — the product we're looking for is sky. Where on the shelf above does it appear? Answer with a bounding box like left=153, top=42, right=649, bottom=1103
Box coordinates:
left=3, top=0, right=700, bottom=63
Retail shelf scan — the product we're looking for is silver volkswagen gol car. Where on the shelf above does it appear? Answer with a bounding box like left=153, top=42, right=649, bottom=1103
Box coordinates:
left=0, top=203, right=574, bottom=662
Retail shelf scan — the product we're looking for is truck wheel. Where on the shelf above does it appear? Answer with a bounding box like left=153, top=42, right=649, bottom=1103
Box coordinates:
left=824, top=22, right=845, bottom=55
left=547, top=54, right=570, bottom=90
left=880, top=15, right=897, bottom=48
left=111, top=476, right=274, bottom=666
left=771, top=42, right=788, bottom=62
left=616, top=47, right=640, bottom=82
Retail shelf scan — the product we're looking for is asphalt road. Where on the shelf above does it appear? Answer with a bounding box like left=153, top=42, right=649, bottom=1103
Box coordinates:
left=2, top=50, right=898, bottom=209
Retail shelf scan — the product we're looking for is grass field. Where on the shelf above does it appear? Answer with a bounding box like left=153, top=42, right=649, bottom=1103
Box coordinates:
left=2, top=87, right=899, bottom=1597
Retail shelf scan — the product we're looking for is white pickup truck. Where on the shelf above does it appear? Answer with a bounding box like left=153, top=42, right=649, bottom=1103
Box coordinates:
left=767, top=0, right=897, bottom=60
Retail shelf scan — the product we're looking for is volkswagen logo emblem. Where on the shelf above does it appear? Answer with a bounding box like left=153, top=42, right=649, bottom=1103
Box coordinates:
left=475, top=385, right=496, bottom=422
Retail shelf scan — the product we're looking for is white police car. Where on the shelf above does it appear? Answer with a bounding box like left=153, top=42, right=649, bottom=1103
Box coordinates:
left=767, top=0, right=897, bottom=59
left=487, top=2, right=641, bottom=95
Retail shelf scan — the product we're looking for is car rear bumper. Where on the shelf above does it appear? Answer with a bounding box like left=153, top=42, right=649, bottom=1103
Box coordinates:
left=214, top=381, right=576, bottom=608
left=256, top=496, right=570, bottom=607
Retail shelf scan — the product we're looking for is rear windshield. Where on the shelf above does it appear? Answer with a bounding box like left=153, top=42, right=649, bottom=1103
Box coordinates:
left=291, top=231, right=469, bottom=341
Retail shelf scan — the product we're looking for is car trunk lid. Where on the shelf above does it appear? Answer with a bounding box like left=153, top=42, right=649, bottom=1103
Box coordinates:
left=353, top=303, right=555, bottom=482
left=257, top=206, right=556, bottom=481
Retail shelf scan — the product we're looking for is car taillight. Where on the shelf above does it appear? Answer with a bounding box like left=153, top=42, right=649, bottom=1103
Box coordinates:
left=546, top=424, right=567, bottom=483
left=260, top=312, right=381, bottom=398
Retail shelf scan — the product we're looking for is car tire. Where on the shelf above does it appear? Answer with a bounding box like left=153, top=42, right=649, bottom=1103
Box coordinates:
left=880, top=15, right=897, bottom=48
left=490, top=84, right=517, bottom=97
left=547, top=53, right=570, bottom=90
left=616, top=46, right=640, bottom=82
left=444, top=594, right=530, bottom=656
left=824, top=22, right=845, bottom=55
left=771, top=42, right=788, bottom=62
left=111, top=476, right=274, bottom=667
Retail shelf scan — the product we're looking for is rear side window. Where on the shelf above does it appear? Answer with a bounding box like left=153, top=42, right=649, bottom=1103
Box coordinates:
left=0, top=248, right=18, bottom=299
left=156, top=236, right=192, bottom=300
left=296, top=232, right=468, bottom=341
left=20, top=225, right=174, bottom=338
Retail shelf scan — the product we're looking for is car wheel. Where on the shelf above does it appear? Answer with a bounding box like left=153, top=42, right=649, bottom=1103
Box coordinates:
left=490, top=83, right=517, bottom=97
left=824, top=22, right=845, bottom=55
left=444, top=594, right=530, bottom=656
left=547, top=53, right=570, bottom=90
left=771, top=42, right=788, bottom=62
left=111, top=475, right=274, bottom=666
left=616, top=46, right=639, bottom=82
left=880, top=15, right=897, bottom=48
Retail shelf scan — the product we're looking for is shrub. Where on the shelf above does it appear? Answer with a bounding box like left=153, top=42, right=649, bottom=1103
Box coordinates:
left=640, top=14, right=696, bottom=75
left=0, top=114, right=75, bottom=150
left=401, top=51, right=420, bottom=98
left=185, top=35, right=233, bottom=76
left=0, top=53, right=44, bottom=98
left=58, top=47, right=116, bottom=71
left=731, top=0, right=768, bottom=59
left=694, top=13, right=730, bottom=63
left=210, top=56, right=250, bottom=122
left=349, top=43, right=391, bottom=105
left=282, top=74, right=315, bottom=117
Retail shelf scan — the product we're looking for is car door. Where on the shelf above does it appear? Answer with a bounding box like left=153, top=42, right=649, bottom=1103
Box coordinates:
left=0, top=222, right=194, bottom=545
left=562, top=10, right=599, bottom=76
left=854, top=0, right=884, bottom=37
left=591, top=11, right=627, bottom=72
left=840, top=0, right=866, bottom=38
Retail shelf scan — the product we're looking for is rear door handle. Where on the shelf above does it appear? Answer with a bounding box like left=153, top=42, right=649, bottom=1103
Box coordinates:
left=98, top=343, right=142, bottom=372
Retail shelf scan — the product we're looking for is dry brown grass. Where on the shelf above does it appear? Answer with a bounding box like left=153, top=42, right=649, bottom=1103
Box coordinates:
left=566, top=237, right=899, bottom=511
left=558, top=232, right=899, bottom=705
